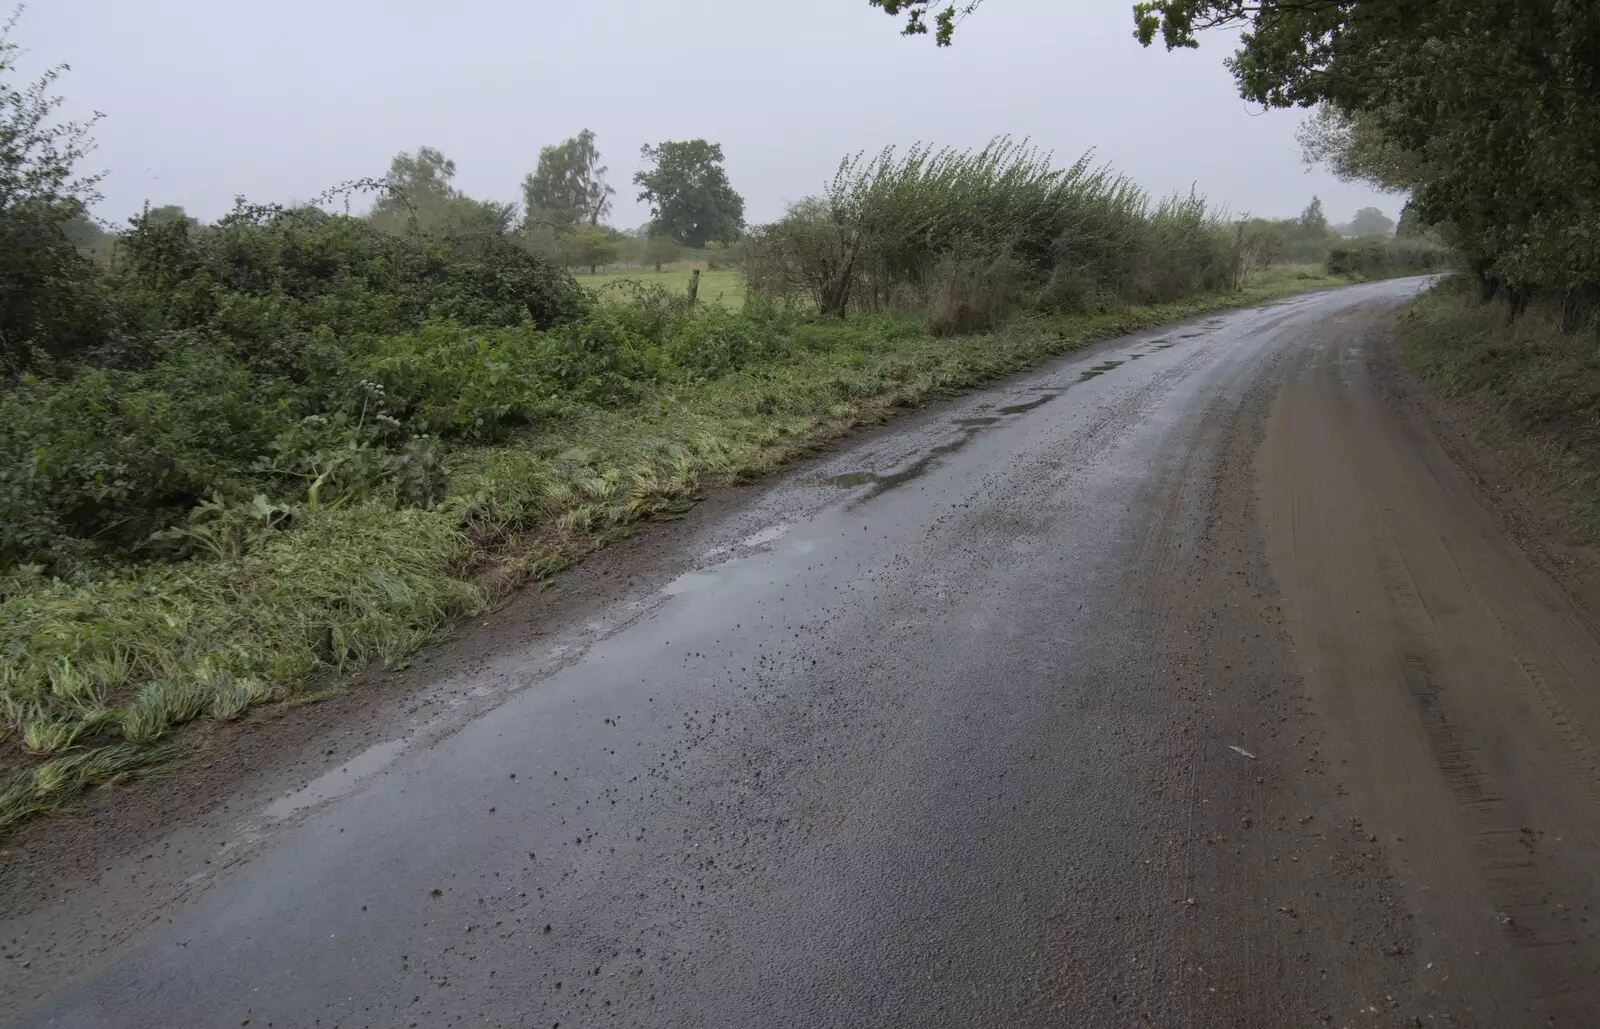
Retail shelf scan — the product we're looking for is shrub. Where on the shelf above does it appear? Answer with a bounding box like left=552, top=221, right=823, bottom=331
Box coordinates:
left=1124, top=191, right=1238, bottom=304
left=1325, top=237, right=1450, bottom=279
left=661, top=305, right=769, bottom=378
left=109, top=202, right=587, bottom=350
left=744, top=138, right=1239, bottom=326
left=357, top=323, right=563, bottom=440
left=0, top=341, right=293, bottom=565
left=924, top=249, right=1028, bottom=336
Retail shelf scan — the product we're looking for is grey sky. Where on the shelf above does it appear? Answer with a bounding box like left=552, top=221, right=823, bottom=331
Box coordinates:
left=25, top=0, right=1395, bottom=229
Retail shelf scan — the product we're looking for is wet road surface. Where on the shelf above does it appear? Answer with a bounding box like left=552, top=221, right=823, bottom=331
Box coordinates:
left=10, top=277, right=1600, bottom=1027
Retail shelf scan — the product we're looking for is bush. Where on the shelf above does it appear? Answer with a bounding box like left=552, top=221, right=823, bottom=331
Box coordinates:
left=704, top=242, right=739, bottom=271
left=1325, top=237, right=1450, bottom=279
left=744, top=138, right=1239, bottom=326
left=109, top=202, right=587, bottom=351
left=0, top=182, right=597, bottom=570
left=924, top=249, right=1028, bottom=335
left=0, top=341, right=296, bottom=565
left=357, top=323, right=564, bottom=440
left=661, top=305, right=768, bottom=378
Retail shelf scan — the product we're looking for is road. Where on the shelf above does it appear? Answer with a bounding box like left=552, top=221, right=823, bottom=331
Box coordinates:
left=8, top=277, right=1600, bottom=1028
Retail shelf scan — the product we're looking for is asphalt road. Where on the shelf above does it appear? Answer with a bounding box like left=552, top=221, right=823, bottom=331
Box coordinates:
left=10, top=277, right=1600, bottom=1028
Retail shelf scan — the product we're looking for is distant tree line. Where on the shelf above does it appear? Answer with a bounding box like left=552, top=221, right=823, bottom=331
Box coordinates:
left=369, top=130, right=745, bottom=275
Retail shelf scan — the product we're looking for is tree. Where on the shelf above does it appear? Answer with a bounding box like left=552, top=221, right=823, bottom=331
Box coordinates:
left=1235, top=217, right=1284, bottom=279
left=1296, top=105, right=1423, bottom=195
left=868, top=1, right=984, bottom=45
left=560, top=223, right=619, bottom=274
left=371, top=146, right=459, bottom=221
left=1126, top=1, right=1600, bottom=319
left=0, top=11, right=108, bottom=369
left=1395, top=204, right=1424, bottom=239
left=365, top=147, right=517, bottom=251
left=522, top=129, right=614, bottom=235
left=142, top=204, right=198, bottom=228
left=633, top=140, right=745, bottom=249
left=1269, top=196, right=1337, bottom=263
left=643, top=233, right=680, bottom=272
left=1298, top=197, right=1327, bottom=235
left=1347, top=207, right=1394, bottom=238
left=61, top=213, right=109, bottom=254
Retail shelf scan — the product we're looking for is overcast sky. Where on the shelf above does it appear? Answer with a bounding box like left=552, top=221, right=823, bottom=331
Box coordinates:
left=22, top=0, right=1396, bottom=229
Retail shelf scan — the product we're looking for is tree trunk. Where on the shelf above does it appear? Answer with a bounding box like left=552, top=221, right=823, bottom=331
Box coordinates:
left=687, top=269, right=701, bottom=305
left=1559, top=284, right=1598, bottom=334
left=1473, top=259, right=1500, bottom=304
left=819, top=232, right=862, bottom=317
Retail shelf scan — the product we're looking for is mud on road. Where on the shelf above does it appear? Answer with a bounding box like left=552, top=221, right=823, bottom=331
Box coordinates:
left=5, top=278, right=1600, bottom=1027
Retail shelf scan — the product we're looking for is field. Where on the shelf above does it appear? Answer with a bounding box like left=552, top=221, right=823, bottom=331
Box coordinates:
left=575, top=267, right=746, bottom=309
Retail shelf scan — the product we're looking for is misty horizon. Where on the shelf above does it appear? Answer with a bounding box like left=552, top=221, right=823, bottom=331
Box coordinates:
left=23, top=0, right=1398, bottom=230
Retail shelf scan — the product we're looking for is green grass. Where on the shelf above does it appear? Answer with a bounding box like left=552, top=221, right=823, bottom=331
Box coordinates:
left=0, top=266, right=1353, bottom=833
left=575, top=267, right=745, bottom=310
left=1399, top=281, right=1600, bottom=542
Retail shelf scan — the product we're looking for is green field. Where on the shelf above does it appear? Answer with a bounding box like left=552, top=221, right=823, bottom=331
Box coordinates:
left=575, top=267, right=745, bottom=310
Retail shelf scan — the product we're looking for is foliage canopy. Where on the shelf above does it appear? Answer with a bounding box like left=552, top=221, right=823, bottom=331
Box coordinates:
left=522, top=129, right=615, bottom=235
left=633, top=140, right=746, bottom=249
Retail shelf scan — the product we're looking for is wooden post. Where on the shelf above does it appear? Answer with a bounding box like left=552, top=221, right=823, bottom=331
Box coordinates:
left=687, top=268, right=701, bottom=305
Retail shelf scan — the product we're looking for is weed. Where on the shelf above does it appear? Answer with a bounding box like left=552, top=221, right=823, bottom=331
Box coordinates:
left=119, top=695, right=170, bottom=746
left=23, top=718, right=86, bottom=756
left=210, top=681, right=251, bottom=721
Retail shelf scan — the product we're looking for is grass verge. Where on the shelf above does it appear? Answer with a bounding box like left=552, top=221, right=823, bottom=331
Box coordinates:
left=0, top=265, right=1350, bottom=832
left=1399, top=280, right=1600, bottom=542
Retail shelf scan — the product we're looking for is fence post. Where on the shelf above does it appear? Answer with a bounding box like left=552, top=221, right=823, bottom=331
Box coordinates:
left=687, top=268, right=701, bottom=305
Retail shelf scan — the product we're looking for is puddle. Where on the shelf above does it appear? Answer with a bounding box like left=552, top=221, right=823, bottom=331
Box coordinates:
left=262, top=738, right=407, bottom=821
left=698, top=522, right=793, bottom=561
left=825, top=429, right=991, bottom=492
left=661, top=567, right=724, bottom=596
left=823, top=387, right=1069, bottom=497
left=996, top=392, right=1062, bottom=415
left=740, top=523, right=791, bottom=548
